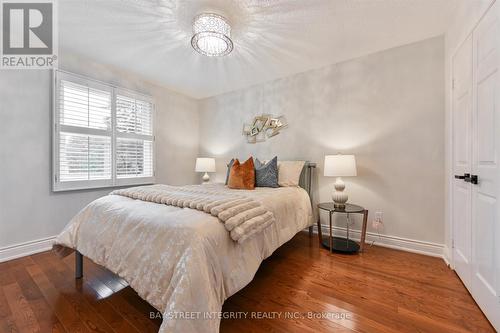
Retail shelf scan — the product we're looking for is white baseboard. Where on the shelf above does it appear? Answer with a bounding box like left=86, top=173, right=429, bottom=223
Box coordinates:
left=0, top=236, right=56, bottom=263
left=1, top=228, right=447, bottom=265
left=309, top=225, right=445, bottom=259
left=442, top=246, right=453, bottom=267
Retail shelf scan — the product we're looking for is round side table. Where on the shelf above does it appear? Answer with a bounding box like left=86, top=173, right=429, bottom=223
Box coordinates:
left=317, top=202, right=368, bottom=253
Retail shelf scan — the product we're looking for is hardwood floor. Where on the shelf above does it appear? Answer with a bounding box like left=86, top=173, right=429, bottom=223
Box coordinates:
left=0, top=233, right=494, bottom=333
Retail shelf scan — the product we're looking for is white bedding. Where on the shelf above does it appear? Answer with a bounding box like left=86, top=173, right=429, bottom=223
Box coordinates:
left=54, top=184, right=313, bottom=333
left=110, top=184, right=277, bottom=243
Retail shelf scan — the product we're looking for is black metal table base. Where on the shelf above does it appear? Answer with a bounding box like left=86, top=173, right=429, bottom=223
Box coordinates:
left=321, top=236, right=360, bottom=254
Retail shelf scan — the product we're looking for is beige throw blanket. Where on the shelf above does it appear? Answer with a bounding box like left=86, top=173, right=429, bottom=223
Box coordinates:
left=111, top=184, right=275, bottom=243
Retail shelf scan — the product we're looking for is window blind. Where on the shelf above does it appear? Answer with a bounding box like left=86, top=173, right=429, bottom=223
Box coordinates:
left=58, top=78, right=112, bottom=184
left=53, top=71, right=155, bottom=191
left=115, top=92, right=154, bottom=182
left=116, top=95, right=153, bottom=135
left=59, top=133, right=112, bottom=181
left=59, top=80, right=111, bottom=130
left=116, top=138, right=153, bottom=178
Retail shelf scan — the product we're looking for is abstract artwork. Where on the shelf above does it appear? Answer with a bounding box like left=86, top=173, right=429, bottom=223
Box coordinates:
left=242, top=114, right=288, bottom=143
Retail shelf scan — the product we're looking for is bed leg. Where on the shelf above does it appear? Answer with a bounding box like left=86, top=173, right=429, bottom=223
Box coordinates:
left=308, top=226, right=313, bottom=237
left=75, top=251, right=83, bottom=279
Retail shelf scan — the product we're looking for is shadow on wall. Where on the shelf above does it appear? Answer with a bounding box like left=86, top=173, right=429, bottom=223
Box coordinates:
left=197, top=36, right=444, bottom=243
left=202, top=108, right=443, bottom=241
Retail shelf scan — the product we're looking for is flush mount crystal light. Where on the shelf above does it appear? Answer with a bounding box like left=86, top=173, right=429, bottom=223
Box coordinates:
left=191, top=13, right=233, bottom=57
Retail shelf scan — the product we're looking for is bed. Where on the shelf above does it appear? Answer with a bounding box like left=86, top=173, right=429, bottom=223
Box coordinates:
left=53, top=162, right=316, bottom=333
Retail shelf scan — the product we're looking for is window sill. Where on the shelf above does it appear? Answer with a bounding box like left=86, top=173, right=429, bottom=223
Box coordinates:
left=52, top=177, right=155, bottom=192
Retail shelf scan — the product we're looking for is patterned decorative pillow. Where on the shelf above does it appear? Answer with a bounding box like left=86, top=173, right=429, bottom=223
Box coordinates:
left=225, top=158, right=235, bottom=185
left=227, top=157, right=255, bottom=190
left=255, top=157, right=279, bottom=188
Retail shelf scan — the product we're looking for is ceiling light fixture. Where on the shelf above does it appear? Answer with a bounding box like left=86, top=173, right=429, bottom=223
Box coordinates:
left=191, top=13, right=233, bottom=57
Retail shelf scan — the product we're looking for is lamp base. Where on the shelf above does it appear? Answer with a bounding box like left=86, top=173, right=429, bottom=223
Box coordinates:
left=202, top=172, right=210, bottom=183
left=333, top=203, right=346, bottom=210
left=332, top=177, right=348, bottom=208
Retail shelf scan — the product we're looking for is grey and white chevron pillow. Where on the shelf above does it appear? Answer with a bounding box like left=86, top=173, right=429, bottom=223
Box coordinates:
left=255, top=157, right=279, bottom=188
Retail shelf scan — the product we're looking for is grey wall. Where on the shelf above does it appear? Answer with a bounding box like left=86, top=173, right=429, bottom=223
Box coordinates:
left=0, top=53, right=199, bottom=248
left=0, top=37, right=445, bottom=250
left=198, top=37, right=445, bottom=244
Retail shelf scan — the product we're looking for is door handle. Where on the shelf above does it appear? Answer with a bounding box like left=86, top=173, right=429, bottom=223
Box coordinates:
left=471, top=175, right=478, bottom=185
left=455, top=173, right=471, bottom=182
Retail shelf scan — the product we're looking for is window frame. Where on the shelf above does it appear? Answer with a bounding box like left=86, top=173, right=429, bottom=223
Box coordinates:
left=52, top=70, right=156, bottom=192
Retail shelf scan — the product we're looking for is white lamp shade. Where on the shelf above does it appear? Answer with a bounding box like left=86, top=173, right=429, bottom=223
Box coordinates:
left=195, top=158, right=216, bottom=173
left=324, top=155, right=357, bottom=177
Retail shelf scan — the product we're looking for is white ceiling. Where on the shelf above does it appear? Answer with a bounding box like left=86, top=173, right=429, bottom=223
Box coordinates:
left=60, top=0, right=478, bottom=99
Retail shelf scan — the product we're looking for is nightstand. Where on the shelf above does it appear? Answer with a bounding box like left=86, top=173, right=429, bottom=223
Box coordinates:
left=317, top=202, right=368, bottom=253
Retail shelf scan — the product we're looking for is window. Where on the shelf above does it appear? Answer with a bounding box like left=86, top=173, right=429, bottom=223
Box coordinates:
left=53, top=71, right=155, bottom=191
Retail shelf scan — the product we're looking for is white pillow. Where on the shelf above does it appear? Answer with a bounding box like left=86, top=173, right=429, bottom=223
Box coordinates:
left=277, top=161, right=305, bottom=187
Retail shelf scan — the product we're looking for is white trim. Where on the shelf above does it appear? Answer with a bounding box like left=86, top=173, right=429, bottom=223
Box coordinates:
left=0, top=236, right=56, bottom=263
left=59, top=124, right=112, bottom=137
left=53, top=69, right=156, bottom=192
left=442, top=246, right=452, bottom=267
left=115, top=132, right=153, bottom=141
left=54, top=179, right=114, bottom=192
left=115, top=177, right=155, bottom=186
left=311, top=225, right=445, bottom=259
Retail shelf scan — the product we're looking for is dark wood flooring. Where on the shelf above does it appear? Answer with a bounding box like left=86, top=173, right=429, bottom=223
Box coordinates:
left=0, top=233, right=494, bottom=333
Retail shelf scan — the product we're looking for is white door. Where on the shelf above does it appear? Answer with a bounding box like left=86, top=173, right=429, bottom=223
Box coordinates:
left=471, top=2, right=500, bottom=329
left=452, top=35, right=473, bottom=289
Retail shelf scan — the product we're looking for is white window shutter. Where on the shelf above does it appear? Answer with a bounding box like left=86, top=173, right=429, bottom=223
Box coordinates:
left=59, top=133, right=112, bottom=181
left=116, top=138, right=153, bottom=178
left=59, top=80, right=111, bottom=130
left=53, top=71, right=155, bottom=191
left=115, top=91, right=155, bottom=184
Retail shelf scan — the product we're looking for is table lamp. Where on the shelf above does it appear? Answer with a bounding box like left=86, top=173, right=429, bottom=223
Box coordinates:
left=195, top=158, right=216, bottom=183
left=324, top=154, right=357, bottom=208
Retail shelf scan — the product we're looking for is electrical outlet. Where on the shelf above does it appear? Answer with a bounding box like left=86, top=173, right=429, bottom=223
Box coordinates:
left=372, top=211, right=384, bottom=230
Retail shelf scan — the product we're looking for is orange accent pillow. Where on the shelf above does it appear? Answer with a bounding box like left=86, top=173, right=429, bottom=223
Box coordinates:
left=227, top=157, right=255, bottom=190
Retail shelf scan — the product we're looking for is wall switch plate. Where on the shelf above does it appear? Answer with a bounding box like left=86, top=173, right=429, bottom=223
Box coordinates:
left=372, top=211, right=384, bottom=230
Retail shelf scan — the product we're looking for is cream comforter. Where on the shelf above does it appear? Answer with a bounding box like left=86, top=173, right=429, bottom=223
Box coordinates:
left=54, top=184, right=313, bottom=333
